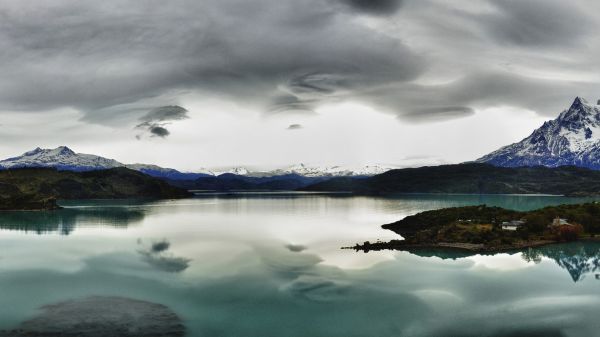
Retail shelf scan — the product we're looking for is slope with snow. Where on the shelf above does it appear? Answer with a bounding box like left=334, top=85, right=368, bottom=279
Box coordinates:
left=261, top=163, right=399, bottom=177
left=0, top=146, right=399, bottom=179
left=0, top=146, right=122, bottom=171
left=477, top=97, right=600, bottom=169
left=0, top=146, right=203, bottom=180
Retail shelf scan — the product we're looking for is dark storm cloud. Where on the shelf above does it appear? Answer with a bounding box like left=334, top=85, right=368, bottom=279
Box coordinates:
left=135, top=105, right=188, bottom=139
left=287, top=73, right=345, bottom=95
left=136, top=123, right=170, bottom=138
left=342, top=0, right=403, bottom=14
left=0, top=0, right=599, bottom=125
left=0, top=0, right=426, bottom=121
left=270, top=95, right=317, bottom=115
left=364, top=70, right=585, bottom=122
left=481, top=0, right=593, bottom=47
left=140, top=106, right=189, bottom=123
left=149, top=126, right=170, bottom=137
left=404, top=106, right=475, bottom=122
left=285, top=243, right=307, bottom=252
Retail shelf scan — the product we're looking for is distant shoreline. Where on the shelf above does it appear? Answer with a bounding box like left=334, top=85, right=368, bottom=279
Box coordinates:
left=343, top=239, right=558, bottom=254
left=345, top=237, right=600, bottom=254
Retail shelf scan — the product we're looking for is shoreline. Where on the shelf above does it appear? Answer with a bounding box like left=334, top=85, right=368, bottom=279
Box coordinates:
left=342, top=238, right=600, bottom=254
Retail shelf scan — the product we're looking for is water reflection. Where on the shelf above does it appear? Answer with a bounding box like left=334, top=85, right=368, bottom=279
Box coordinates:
left=523, top=243, right=600, bottom=282
left=0, top=206, right=145, bottom=235
left=194, top=192, right=600, bottom=213
left=137, top=239, right=191, bottom=273
left=3, top=195, right=600, bottom=336
left=399, top=242, right=600, bottom=283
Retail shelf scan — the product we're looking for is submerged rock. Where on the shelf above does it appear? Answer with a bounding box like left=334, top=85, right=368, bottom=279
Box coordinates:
left=1, top=296, right=185, bottom=337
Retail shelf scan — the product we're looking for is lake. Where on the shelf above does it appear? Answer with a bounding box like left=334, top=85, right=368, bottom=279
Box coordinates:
left=1, top=193, right=600, bottom=336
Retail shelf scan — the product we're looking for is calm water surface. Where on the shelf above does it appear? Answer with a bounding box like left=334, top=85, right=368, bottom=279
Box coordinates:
left=1, top=193, right=600, bottom=336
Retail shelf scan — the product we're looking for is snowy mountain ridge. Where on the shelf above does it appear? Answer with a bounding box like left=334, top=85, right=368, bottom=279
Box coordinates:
left=477, top=97, right=600, bottom=169
left=260, top=163, right=397, bottom=177
left=0, top=147, right=397, bottom=178
left=0, top=146, right=122, bottom=171
left=0, top=146, right=208, bottom=180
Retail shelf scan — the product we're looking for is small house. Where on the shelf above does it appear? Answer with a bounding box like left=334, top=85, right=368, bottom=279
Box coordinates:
left=501, top=220, right=525, bottom=231
left=551, top=217, right=570, bottom=227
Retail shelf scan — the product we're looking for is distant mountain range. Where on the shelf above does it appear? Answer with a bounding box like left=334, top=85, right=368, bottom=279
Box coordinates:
left=302, top=163, right=600, bottom=196
left=0, top=146, right=210, bottom=181
left=478, top=97, right=600, bottom=169
left=0, top=146, right=397, bottom=180
left=255, top=163, right=395, bottom=177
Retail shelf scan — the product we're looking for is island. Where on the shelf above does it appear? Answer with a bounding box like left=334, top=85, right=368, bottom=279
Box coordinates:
left=348, top=203, right=600, bottom=253
left=0, top=167, right=192, bottom=211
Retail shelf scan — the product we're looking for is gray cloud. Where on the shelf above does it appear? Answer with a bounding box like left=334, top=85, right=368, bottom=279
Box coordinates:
left=359, top=69, right=591, bottom=122
left=341, top=0, right=403, bottom=14
left=284, top=243, right=307, bottom=252
left=135, top=105, right=188, bottom=139
left=0, top=0, right=598, bottom=126
left=0, top=0, right=425, bottom=121
left=481, top=0, right=593, bottom=47
left=136, top=123, right=170, bottom=138
left=140, top=106, right=189, bottom=123
left=287, top=124, right=303, bottom=130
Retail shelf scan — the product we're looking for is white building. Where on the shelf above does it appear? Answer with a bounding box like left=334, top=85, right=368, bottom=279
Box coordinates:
left=551, top=217, right=570, bottom=227
left=501, top=220, right=525, bottom=231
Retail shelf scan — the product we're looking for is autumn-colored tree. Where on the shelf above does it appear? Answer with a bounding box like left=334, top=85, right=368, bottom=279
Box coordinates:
left=555, top=224, right=584, bottom=242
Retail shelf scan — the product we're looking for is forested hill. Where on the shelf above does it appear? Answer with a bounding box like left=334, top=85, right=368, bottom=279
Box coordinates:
left=302, top=163, right=600, bottom=196
left=0, top=167, right=191, bottom=210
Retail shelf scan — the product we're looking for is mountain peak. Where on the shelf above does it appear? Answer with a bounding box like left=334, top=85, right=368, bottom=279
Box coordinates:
left=572, top=96, right=587, bottom=107
left=558, top=96, right=600, bottom=124
left=52, top=146, right=75, bottom=156
left=478, top=96, right=600, bottom=169
left=566, top=96, right=595, bottom=115
left=23, top=147, right=43, bottom=156
left=0, top=146, right=122, bottom=172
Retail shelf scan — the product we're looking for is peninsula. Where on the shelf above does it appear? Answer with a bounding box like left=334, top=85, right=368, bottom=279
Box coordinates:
left=349, top=203, right=600, bottom=253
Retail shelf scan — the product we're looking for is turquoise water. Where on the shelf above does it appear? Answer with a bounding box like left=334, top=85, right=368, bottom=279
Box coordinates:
left=1, top=194, right=600, bottom=336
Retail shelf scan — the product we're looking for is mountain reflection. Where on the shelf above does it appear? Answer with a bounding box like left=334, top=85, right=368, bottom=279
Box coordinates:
left=522, top=243, right=600, bottom=282
left=0, top=207, right=145, bottom=235
left=403, top=242, right=600, bottom=283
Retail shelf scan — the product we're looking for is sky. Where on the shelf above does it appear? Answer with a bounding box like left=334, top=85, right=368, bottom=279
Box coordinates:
left=0, top=0, right=599, bottom=171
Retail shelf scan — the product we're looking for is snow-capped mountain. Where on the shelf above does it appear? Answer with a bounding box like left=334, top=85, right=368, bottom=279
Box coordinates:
left=126, top=164, right=210, bottom=180
left=477, top=97, right=600, bottom=169
left=206, top=167, right=251, bottom=176
left=0, top=146, right=397, bottom=180
left=0, top=146, right=206, bottom=180
left=0, top=146, right=122, bottom=171
left=256, top=163, right=398, bottom=177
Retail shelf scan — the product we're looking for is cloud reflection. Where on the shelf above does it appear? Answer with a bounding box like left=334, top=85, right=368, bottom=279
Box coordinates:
left=137, top=239, right=191, bottom=273
left=0, top=240, right=598, bottom=336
